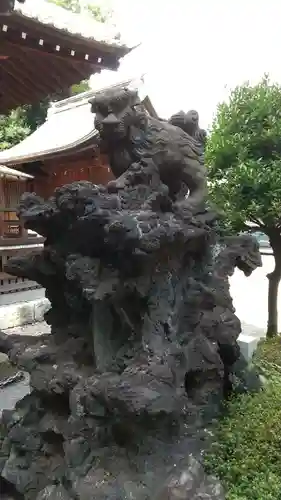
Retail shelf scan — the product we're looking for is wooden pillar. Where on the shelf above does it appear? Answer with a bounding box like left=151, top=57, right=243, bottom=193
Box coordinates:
left=0, top=178, right=5, bottom=238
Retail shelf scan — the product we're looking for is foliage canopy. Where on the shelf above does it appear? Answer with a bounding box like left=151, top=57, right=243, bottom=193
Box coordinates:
left=206, top=76, right=281, bottom=233
left=205, top=337, right=281, bottom=500
left=48, top=0, right=112, bottom=23
left=206, top=77, right=281, bottom=336
left=0, top=109, right=30, bottom=151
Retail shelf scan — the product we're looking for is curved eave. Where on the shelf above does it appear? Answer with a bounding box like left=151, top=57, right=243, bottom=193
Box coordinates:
left=0, top=104, right=99, bottom=166
left=11, top=11, right=132, bottom=58
left=0, top=134, right=98, bottom=166
left=11, top=0, right=131, bottom=56
left=0, top=76, right=156, bottom=167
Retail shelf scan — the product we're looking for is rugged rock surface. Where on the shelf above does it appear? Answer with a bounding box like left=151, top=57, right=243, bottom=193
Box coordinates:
left=0, top=89, right=262, bottom=499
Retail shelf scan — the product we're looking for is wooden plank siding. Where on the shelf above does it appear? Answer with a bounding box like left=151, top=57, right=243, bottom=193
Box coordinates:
left=0, top=150, right=114, bottom=294
left=34, top=151, right=114, bottom=199
left=0, top=178, right=43, bottom=294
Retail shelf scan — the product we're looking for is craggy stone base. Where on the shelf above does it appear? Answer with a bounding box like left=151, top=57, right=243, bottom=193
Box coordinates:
left=0, top=163, right=261, bottom=499
left=0, top=328, right=223, bottom=500
left=0, top=330, right=223, bottom=499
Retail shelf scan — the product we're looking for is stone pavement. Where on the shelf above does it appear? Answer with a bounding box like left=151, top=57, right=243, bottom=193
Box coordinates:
left=230, top=254, right=270, bottom=360
left=230, top=254, right=274, bottom=331
left=0, top=288, right=46, bottom=306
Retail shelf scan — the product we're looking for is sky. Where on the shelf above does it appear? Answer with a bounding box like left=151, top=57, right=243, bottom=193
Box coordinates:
left=22, top=0, right=281, bottom=130
left=90, top=0, right=281, bottom=130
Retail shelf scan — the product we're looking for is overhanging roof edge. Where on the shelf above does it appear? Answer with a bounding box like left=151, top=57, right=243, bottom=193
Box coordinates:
left=0, top=164, right=34, bottom=179
left=48, top=75, right=146, bottom=115
left=0, top=129, right=99, bottom=166
left=11, top=0, right=130, bottom=51
left=0, top=75, right=157, bottom=167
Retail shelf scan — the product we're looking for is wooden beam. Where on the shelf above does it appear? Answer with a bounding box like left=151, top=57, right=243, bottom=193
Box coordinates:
left=3, top=39, right=102, bottom=90
left=0, top=41, right=101, bottom=112
left=2, top=58, right=43, bottom=100
left=0, top=1, right=16, bottom=15
left=2, top=70, right=39, bottom=105
left=0, top=23, right=118, bottom=69
left=0, top=73, right=32, bottom=109
left=18, top=45, right=93, bottom=89
left=0, top=0, right=26, bottom=15
left=17, top=45, right=93, bottom=97
left=3, top=44, right=69, bottom=97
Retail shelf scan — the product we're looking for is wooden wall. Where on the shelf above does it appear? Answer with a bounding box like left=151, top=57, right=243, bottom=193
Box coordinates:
left=0, top=178, right=30, bottom=210
left=0, top=178, right=31, bottom=233
left=33, top=150, right=114, bottom=199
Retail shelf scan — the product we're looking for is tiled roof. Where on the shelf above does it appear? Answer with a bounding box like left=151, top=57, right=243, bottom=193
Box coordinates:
left=14, top=0, right=125, bottom=47
left=0, top=77, right=150, bottom=166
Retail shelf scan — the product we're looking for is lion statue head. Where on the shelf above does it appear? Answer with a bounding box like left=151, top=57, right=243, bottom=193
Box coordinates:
left=89, top=87, right=148, bottom=143
left=169, top=109, right=207, bottom=145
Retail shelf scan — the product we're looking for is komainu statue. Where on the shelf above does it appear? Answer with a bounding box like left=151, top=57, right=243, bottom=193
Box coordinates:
left=169, top=109, right=207, bottom=144
left=90, top=88, right=207, bottom=211
left=0, top=86, right=261, bottom=500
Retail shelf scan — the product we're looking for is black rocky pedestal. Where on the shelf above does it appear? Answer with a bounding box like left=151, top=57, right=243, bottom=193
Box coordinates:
left=0, top=91, right=262, bottom=500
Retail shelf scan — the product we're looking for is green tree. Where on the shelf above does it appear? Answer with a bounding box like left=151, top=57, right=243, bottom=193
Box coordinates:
left=47, top=0, right=111, bottom=22
left=47, top=0, right=81, bottom=12
left=0, top=108, right=30, bottom=150
left=23, top=80, right=91, bottom=133
left=206, top=76, right=281, bottom=337
left=23, top=98, right=50, bottom=133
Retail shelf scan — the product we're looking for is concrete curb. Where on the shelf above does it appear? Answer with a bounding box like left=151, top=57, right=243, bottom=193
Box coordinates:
left=238, top=322, right=266, bottom=361
left=0, top=298, right=50, bottom=330
left=238, top=334, right=260, bottom=362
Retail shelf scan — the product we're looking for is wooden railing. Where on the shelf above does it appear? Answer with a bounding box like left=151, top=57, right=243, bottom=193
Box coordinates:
left=0, top=208, right=26, bottom=239
left=0, top=208, right=44, bottom=246
left=0, top=209, right=44, bottom=294
left=0, top=272, right=42, bottom=295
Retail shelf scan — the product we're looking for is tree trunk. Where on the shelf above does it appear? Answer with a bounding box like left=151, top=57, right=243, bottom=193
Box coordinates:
left=267, top=270, right=281, bottom=337
left=267, top=232, right=281, bottom=338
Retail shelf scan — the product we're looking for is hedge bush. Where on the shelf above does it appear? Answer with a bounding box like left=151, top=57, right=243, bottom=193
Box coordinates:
left=204, top=337, right=281, bottom=500
left=253, top=336, right=281, bottom=367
